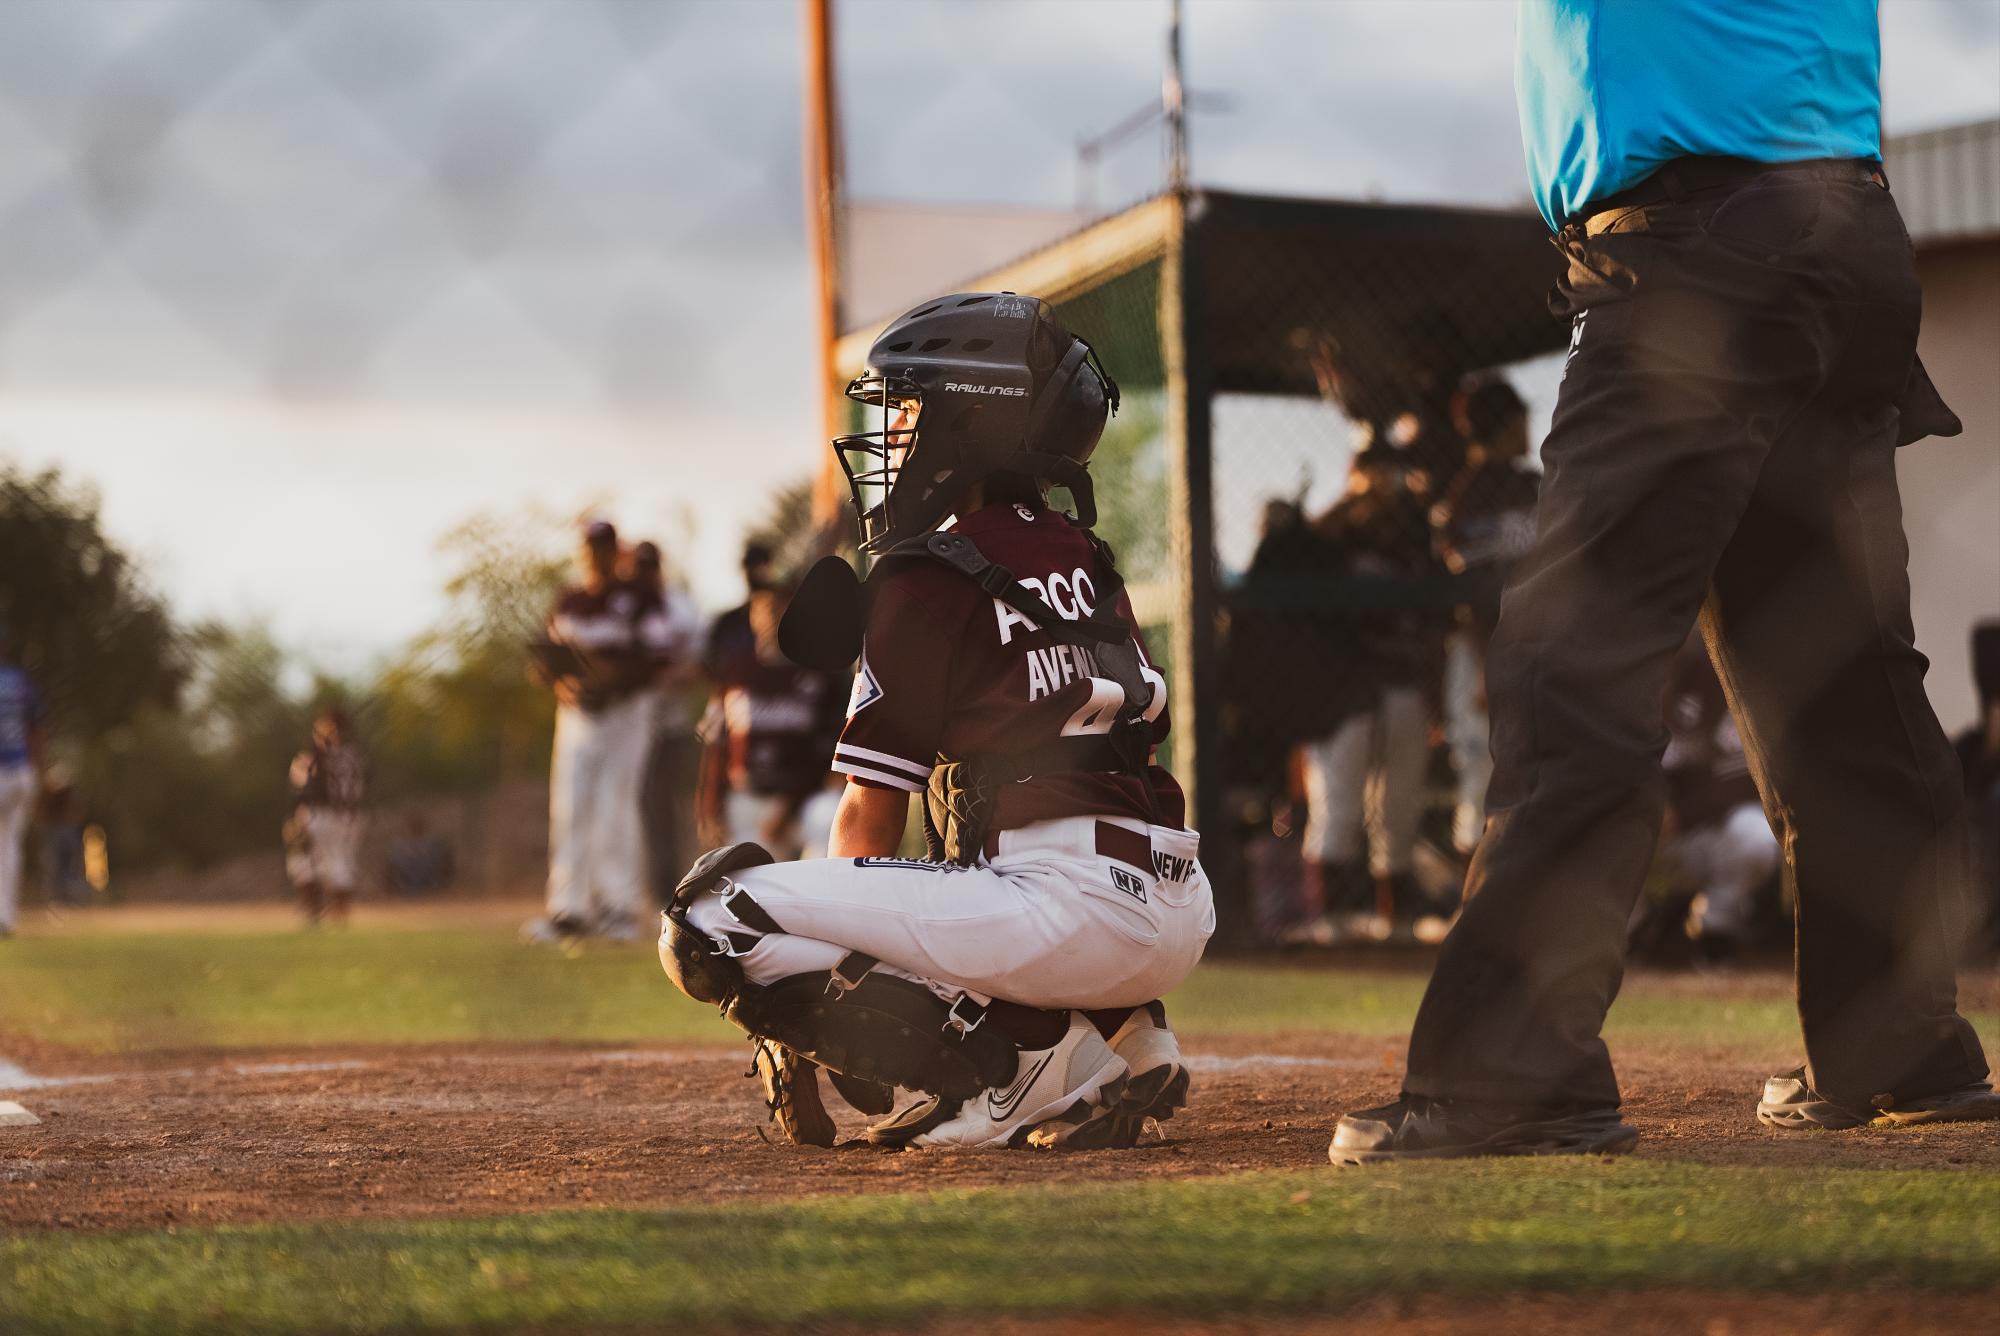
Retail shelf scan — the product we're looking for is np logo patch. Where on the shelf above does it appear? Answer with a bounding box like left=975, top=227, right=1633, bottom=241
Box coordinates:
left=1109, top=866, right=1148, bottom=903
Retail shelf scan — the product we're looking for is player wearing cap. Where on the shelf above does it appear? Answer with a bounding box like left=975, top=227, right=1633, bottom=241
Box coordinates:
left=697, top=581, right=846, bottom=860
left=288, top=705, right=368, bottom=926
left=529, top=520, right=667, bottom=942
left=658, top=294, right=1213, bottom=1150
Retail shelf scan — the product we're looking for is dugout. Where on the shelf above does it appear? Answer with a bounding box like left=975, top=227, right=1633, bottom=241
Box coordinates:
left=830, top=188, right=1568, bottom=937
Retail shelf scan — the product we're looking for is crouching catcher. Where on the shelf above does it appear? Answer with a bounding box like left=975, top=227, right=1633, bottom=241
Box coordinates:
left=658, top=292, right=1214, bottom=1148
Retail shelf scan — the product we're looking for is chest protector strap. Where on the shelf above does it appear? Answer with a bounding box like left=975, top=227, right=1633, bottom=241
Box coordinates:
left=883, top=529, right=1160, bottom=863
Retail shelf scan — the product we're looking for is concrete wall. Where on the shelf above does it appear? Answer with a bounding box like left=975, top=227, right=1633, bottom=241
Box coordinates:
left=1901, top=240, right=2000, bottom=735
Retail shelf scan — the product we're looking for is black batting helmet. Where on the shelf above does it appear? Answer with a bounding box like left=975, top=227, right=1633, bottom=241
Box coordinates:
left=832, top=292, right=1119, bottom=553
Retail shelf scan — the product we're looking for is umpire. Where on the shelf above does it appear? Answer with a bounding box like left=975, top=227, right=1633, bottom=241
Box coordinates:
left=1331, top=0, right=1997, bottom=1162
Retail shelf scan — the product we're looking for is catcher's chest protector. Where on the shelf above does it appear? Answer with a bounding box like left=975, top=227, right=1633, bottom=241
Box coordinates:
left=892, top=530, right=1160, bottom=863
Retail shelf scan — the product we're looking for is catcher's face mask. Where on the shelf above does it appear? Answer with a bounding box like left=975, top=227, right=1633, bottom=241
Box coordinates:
left=834, top=376, right=929, bottom=552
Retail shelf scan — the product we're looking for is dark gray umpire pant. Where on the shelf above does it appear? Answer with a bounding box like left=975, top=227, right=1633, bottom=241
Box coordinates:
left=1405, top=158, right=1991, bottom=1112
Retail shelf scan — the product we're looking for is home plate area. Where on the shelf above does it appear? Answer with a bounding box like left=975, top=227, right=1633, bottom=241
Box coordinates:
left=5, top=1033, right=1998, bottom=1233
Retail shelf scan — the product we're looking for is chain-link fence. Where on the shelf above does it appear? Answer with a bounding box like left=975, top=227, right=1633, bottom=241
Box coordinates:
left=1194, top=195, right=1566, bottom=947
left=835, top=190, right=1570, bottom=944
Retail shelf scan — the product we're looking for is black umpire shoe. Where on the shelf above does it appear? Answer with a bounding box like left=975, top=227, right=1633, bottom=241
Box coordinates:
left=1756, top=1067, right=2000, bottom=1131
left=1328, top=1093, right=1638, bottom=1164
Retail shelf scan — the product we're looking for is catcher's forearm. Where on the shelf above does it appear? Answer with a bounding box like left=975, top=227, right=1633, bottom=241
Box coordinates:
left=827, top=783, right=908, bottom=858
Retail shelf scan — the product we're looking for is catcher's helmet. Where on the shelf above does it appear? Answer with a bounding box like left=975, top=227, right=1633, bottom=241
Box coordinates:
left=833, top=292, right=1118, bottom=553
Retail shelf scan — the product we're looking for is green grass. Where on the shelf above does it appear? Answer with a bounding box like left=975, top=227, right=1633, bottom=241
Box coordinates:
left=0, top=927, right=735, bottom=1052
left=1, top=925, right=1993, bottom=1054
left=4, top=1163, right=1996, bottom=1334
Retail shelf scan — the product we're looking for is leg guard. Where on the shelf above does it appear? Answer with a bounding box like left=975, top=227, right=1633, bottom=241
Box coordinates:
left=656, top=842, right=776, bottom=1005
left=729, top=972, right=1018, bottom=1102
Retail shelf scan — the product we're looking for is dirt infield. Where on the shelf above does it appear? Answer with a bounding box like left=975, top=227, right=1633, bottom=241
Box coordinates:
left=6, top=1028, right=1998, bottom=1234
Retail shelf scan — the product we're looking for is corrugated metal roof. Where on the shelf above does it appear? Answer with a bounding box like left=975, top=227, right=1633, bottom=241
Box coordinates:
left=1884, top=117, right=2000, bottom=245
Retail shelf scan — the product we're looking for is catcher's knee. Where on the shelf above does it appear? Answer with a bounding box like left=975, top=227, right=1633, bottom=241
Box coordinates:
left=657, top=842, right=779, bottom=1006
left=671, top=842, right=775, bottom=910
left=731, top=969, right=1017, bottom=1102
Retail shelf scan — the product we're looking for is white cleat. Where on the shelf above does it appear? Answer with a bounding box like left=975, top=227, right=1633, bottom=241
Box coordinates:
left=1108, top=1002, right=1190, bottom=1128
left=1031, top=1002, right=1191, bottom=1149
left=912, top=1013, right=1128, bottom=1150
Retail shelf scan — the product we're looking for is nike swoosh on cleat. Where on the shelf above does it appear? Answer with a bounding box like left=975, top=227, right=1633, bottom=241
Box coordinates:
left=987, top=1051, right=1056, bottom=1120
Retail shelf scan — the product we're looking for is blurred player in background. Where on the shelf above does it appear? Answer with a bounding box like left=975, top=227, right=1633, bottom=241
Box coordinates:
left=1658, top=641, right=1780, bottom=968
left=1955, top=623, right=2000, bottom=959
left=625, top=540, right=704, bottom=906
left=1296, top=443, right=1449, bottom=939
left=0, top=620, right=46, bottom=938
left=528, top=519, right=661, bottom=943
left=289, top=704, right=368, bottom=925
left=698, top=575, right=846, bottom=860
left=36, top=764, right=90, bottom=910
left=1434, top=377, right=1540, bottom=863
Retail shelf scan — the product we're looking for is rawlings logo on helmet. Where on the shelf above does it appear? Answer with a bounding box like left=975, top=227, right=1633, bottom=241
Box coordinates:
left=943, top=383, right=1028, bottom=396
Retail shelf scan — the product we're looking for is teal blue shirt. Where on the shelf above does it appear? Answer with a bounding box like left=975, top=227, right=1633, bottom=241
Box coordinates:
left=1516, top=0, right=1882, bottom=229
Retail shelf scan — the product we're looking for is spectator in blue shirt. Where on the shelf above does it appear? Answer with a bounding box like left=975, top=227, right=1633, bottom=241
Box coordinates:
left=0, top=620, right=47, bottom=937
left=1331, top=0, right=1994, bottom=1163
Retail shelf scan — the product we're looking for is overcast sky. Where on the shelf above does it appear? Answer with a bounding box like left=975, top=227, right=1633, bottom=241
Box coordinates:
left=3, top=0, right=1996, bottom=671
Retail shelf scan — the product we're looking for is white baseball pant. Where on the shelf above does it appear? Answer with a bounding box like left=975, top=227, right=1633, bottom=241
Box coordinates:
left=722, top=790, right=841, bottom=863
left=1443, top=630, right=1493, bottom=855
left=547, top=693, right=654, bottom=929
left=305, top=808, right=366, bottom=893
left=0, top=765, right=33, bottom=933
left=683, top=814, right=1215, bottom=1011
left=1670, top=802, right=1781, bottom=942
left=1299, top=685, right=1428, bottom=876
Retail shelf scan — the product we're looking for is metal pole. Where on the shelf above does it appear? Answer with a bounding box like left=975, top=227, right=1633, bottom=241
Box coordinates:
left=1161, top=207, right=1227, bottom=935
left=1165, top=0, right=1188, bottom=193
left=802, top=0, right=847, bottom=530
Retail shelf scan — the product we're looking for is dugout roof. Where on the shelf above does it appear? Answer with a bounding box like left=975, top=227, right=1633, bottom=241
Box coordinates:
left=833, top=188, right=1569, bottom=402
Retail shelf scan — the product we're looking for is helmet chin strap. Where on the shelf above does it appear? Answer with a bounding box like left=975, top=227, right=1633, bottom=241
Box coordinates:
left=1016, top=453, right=1097, bottom=529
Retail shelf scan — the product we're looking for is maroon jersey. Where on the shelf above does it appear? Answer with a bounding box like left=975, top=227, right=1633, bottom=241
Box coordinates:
left=833, top=502, right=1186, bottom=832
left=707, top=659, right=845, bottom=799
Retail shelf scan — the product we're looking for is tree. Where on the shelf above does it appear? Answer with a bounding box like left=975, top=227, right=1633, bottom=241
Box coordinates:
left=0, top=466, right=185, bottom=735
left=365, top=508, right=571, bottom=799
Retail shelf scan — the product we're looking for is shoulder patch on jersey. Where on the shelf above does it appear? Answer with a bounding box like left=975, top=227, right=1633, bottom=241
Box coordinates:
left=847, top=657, right=884, bottom=717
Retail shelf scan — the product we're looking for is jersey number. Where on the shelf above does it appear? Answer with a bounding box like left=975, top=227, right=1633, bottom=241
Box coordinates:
left=1060, top=677, right=1125, bottom=736
left=1061, top=662, right=1167, bottom=737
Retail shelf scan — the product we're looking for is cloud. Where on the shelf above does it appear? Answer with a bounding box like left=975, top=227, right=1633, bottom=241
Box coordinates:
left=0, top=0, right=1993, bottom=652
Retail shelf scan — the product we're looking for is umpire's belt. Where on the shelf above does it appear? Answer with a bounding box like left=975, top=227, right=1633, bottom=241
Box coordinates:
left=978, top=819, right=1156, bottom=873
left=1569, top=156, right=1885, bottom=237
